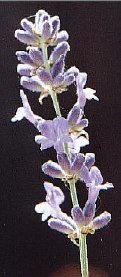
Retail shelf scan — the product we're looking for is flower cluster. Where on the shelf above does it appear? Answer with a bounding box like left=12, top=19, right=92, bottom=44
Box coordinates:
left=12, top=9, right=113, bottom=252
left=35, top=182, right=112, bottom=246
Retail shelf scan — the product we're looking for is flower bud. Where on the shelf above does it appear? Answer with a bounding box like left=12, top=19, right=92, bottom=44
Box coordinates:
left=35, top=10, right=47, bottom=30
left=51, top=16, right=60, bottom=36
left=76, top=119, right=88, bottom=130
left=48, top=218, right=74, bottom=234
left=21, top=18, right=34, bottom=32
left=63, top=74, right=75, bottom=87
left=29, top=48, right=44, bottom=66
left=21, top=76, right=43, bottom=92
left=16, top=51, right=34, bottom=65
left=54, top=75, right=64, bottom=87
left=51, top=55, right=65, bottom=79
left=71, top=206, right=85, bottom=227
left=92, top=211, right=111, bottom=230
left=17, top=64, right=33, bottom=76
left=83, top=201, right=96, bottom=225
left=71, top=153, right=85, bottom=173
left=67, top=106, right=80, bottom=126
left=65, top=66, right=79, bottom=77
left=56, top=30, right=69, bottom=44
left=57, top=153, right=70, bottom=173
left=85, top=153, right=95, bottom=169
left=37, top=69, right=52, bottom=85
left=42, top=161, right=63, bottom=179
left=41, top=20, right=52, bottom=40
left=15, top=30, right=39, bottom=45
left=50, top=42, right=70, bottom=63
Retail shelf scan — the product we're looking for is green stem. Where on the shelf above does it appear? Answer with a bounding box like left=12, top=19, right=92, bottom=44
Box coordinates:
left=50, top=89, right=61, bottom=116
left=79, top=233, right=89, bottom=277
left=68, top=179, right=79, bottom=207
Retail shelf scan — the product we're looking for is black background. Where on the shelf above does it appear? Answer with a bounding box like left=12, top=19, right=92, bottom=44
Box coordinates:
left=1, top=1, right=121, bottom=276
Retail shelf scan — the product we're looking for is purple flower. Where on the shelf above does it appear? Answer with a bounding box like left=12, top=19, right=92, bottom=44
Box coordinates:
left=35, top=116, right=72, bottom=152
left=76, top=73, right=99, bottom=109
left=81, top=165, right=114, bottom=204
left=67, top=105, right=89, bottom=153
left=11, top=90, right=42, bottom=126
left=35, top=182, right=65, bottom=221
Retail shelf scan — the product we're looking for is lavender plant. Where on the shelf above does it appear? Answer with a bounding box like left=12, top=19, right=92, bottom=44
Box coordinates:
left=12, top=9, right=114, bottom=277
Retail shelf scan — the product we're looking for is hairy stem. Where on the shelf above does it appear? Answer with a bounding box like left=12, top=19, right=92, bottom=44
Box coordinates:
left=79, top=233, right=89, bottom=277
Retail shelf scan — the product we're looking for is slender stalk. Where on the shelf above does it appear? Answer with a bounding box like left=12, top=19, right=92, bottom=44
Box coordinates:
left=79, top=233, right=89, bottom=277
left=68, top=179, right=79, bottom=207
left=49, top=88, right=61, bottom=116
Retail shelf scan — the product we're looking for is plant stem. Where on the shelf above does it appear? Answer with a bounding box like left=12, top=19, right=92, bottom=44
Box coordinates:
left=79, top=233, right=89, bottom=277
left=68, top=179, right=79, bottom=207
left=49, top=89, right=61, bottom=116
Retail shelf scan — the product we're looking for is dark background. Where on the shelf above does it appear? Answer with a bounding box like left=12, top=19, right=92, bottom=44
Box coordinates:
left=1, top=1, right=121, bottom=276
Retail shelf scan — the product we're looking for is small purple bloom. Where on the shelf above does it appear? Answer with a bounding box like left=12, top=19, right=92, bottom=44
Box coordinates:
left=76, top=73, right=99, bottom=109
left=35, top=116, right=72, bottom=152
left=35, top=182, right=65, bottom=221
left=11, top=90, right=41, bottom=126
left=82, top=166, right=114, bottom=204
